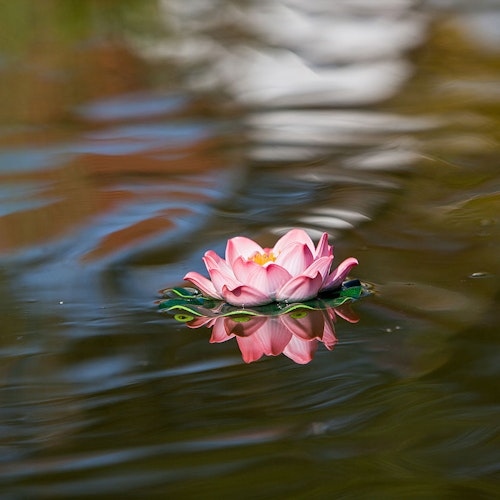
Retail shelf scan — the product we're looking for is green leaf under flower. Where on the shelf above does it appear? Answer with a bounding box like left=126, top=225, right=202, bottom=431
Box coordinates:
left=158, top=280, right=369, bottom=320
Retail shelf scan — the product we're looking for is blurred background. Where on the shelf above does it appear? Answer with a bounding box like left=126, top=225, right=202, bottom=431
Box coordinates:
left=0, top=0, right=498, bottom=498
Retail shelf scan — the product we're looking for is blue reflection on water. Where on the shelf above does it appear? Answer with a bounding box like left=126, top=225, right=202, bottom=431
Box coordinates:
left=76, top=93, right=187, bottom=121
left=82, top=123, right=210, bottom=146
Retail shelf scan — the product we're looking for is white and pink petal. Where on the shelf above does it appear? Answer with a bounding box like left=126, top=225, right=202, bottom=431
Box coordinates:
left=226, top=236, right=264, bottom=265
left=209, top=268, right=242, bottom=296
left=302, top=255, right=333, bottom=281
left=321, top=257, right=359, bottom=292
left=275, top=242, right=314, bottom=276
left=247, top=263, right=292, bottom=299
left=183, top=271, right=222, bottom=300
left=315, top=232, right=332, bottom=259
left=203, top=250, right=232, bottom=275
left=231, top=256, right=260, bottom=284
left=221, top=284, right=272, bottom=307
left=275, top=271, right=324, bottom=303
left=273, top=228, right=315, bottom=255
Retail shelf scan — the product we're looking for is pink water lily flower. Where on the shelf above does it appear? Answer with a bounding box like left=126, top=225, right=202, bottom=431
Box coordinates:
left=184, top=228, right=358, bottom=307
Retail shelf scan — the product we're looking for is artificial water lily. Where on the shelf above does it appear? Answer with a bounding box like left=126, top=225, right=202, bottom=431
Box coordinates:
left=184, top=228, right=358, bottom=307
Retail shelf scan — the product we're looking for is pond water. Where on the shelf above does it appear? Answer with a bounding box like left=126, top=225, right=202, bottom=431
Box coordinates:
left=0, top=1, right=499, bottom=498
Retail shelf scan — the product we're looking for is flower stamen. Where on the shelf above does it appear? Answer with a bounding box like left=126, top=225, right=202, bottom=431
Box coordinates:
left=249, top=251, right=277, bottom=266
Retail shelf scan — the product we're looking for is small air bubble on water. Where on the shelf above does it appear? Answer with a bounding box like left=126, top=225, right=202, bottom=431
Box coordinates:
left=469, top=272, right=489, bottom=279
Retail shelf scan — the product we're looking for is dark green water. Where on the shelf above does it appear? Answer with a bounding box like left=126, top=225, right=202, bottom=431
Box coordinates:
left=0, top=1, right=498, bottom=498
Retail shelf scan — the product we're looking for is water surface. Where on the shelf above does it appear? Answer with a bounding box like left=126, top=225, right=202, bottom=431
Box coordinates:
left=0, top=1, right=498, bottom=498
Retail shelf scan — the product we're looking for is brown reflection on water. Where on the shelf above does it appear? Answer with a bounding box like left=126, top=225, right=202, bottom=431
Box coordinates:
left=0, top=8, right=141, bottom=252
left=0, top=1, right=158, bottom=125
left=0, top=2, right=231, bottom=261
left=0, top=132, right=226, bottom=258
left=0, top=37, right=146, bottom=126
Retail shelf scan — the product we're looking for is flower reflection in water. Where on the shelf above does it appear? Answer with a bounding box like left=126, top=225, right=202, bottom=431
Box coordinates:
left=189, top=304, right=358, bottom=364
left=159, top=280, right=366, bottom=364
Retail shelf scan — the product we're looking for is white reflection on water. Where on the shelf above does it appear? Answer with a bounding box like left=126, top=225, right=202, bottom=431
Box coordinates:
left=212, top=51, right=412, bottom=107
left=246, top=110, right=439, bottom=163
left=130, top=0, right=437, bottom=241
left=245, top=3, right=426, bottom=63
left=153, top=0, right=426, bottom=106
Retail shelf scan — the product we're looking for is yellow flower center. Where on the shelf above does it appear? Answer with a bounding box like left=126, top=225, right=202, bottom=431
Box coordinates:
left=249, top=251, right=277, bottom=266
